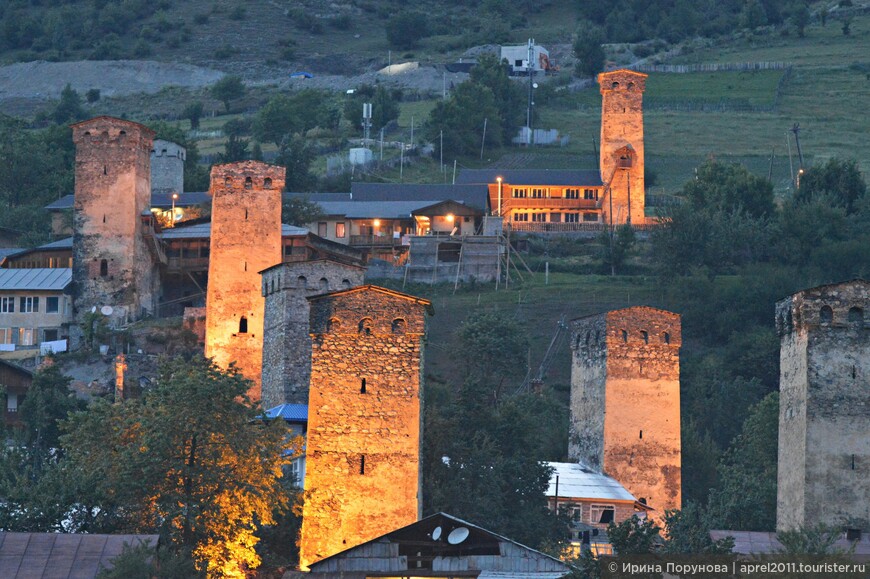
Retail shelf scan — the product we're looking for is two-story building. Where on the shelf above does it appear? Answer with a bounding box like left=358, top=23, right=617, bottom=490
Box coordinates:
left=0, top=268, right=73, bottom=353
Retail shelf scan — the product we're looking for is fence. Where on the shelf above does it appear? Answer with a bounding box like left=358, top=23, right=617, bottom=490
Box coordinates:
left=631, top=61, right=791, bottom=73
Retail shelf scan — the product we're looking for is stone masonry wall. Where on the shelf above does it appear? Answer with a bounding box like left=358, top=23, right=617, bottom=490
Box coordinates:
left=299, top=286, right=430, bottom=570
left=72, top=117, right=157, bottom=328
left=204, top=161, right=285, bottom=400
left=776, top=280, right=870, bottom=532
left=150, top=139, right=185, bottom=195
left=599, top=70, right=646, bottom=225
left=260, top=260, right=366, bottom=409
left=570, top=306, right=681, bottom=519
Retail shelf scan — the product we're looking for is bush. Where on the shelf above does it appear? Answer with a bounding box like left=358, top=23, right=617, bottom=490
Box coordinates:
left=385, top=12, right=429, bottom=49
left=85, top=89, right=101, bottom=103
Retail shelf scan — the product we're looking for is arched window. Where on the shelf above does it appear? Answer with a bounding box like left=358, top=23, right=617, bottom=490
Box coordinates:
left=239, top=316, right=248, bottom=333
left=263, top=177, right=272, bottom=189
left=99, top=259, right=108, bottom=277
left=392, top=318, right=406, bottom=334
left=585, top=332, right=591, bottom=348
left=662, top=332, right=670, bottom=344
left=358, top=318, right=373, bottom=335
left=342, top=279, right=352, bottom=288
left=327, top=317, right=341, bottom=333
left=297, top=275, right=307, bottom=289
left=848, top=306, right=863, bottom=324
left=612, top=81, right=620, bottom=88
left=820, top=305, right=833, bottom=324
left=319, top=277, right=329, bottom=291
left=360, top=378, right=367, bottom=394
left=244, top=176, right=253, bottom=189
left=224, top=176, right=232, bottom=186
left=640, top=330, right=649, bottom=344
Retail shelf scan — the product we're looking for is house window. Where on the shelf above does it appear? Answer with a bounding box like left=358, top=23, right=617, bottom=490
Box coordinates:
left=0, top=297, right=13, bottom=313
left=820, top=305, right=833, bottom=324
left=590, top=504, right=615, bottom=524
left=7, top=393, right=17, bottom=413
left=583, top=213, right=598, bottom=222
left=318, top=222, right=327, bottom=236
left=513, top=213, right=529, bottom=222
left=18, top=328, right=35, bottom=346
left=335, top=222, right=346, bottom=238
left=244, top=177, right=253, bottom=189
left=43, top=329, right=59, bottom=342
left=0, top=328, right=10, bottom=344
left=531, top=213, right=546, bottom=222
left=263, top=177, right=273, bottom=189
left=46, top=297, right=59, bottom=314
left=531, top=188, right=545, bottom=198
left=565, top=213, right=579, bottom=223
left=392, top=318, right=406, bottom=334
left=584, top=189, right=598, bottom=200
left=238, top=316, right=248, bottom=334
left=19, top=297, right=39, bottom=313
left=100, top=259, right=108, bottom=277
left=565, top=188, right=580, bottom=199
left=550, top=213, right=562, bottom=223
left=512, top=188, right=527, bottom=199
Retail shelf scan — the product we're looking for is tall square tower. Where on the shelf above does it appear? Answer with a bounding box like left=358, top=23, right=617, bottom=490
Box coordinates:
left=776, top=280, right=870, bottom=533
left=299, top=285, right=432, bottom=570
left=204, top=161, right=285, bottom=400
left=569, top=306, right=681, bottom=518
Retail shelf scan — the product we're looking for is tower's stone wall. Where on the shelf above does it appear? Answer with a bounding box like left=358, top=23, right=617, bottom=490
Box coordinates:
left=150, top=139, right=185, bottom=195
left=570, top=306, right=681, bottom=518
left=776, top=280, right=870, bottom=532
left=71, top=116, right=157, bottom=327
left=204, top=161, right=285, bottom=400
left=260, top=260, right=366, bottom=409
left=299, top=286, right=430, bottom=570
left=599, top=70, right=646, bottom=225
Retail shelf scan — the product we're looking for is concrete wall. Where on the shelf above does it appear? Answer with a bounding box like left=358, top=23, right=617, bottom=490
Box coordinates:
left=260, top=260, right=365, bottom=409
left=299, top=286, right=429, bottom=569
left=776, top=281, right=870, bottom=532
left=204, top=161, right=285, bottom=400
left=72, top=117, right=157, bottom=327
left=150, top=139, right=185, bottom=195
left=570, top=307, right=681, bottom=519
left=599, top=70, right=646, bottom=225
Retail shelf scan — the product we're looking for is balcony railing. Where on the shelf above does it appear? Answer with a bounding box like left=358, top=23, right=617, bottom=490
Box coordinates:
left=349, top=235, right=403, bottom=247
left=496, top=197, right=602, bottom=210
left=507, top=222, right=662, bottom=233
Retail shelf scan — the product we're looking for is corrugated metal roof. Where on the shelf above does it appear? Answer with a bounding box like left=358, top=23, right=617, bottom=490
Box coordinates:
left=45, top=192, right=210, bottom=211
left=351, top=182, right=488, bottom=208
left=711, top=530, right=870, bottom=555
left=157, top=222, right=308, bottom=240
left=0, top=532, right=159, bottom=579
left=316, top=200, right=440, bottom=219
left=456, top=169, right=603, bottom=187
left=44, top=195, right=73, bottom=210
left=0, top=268, right=72, bottom=291
left=0, top=248, right=23, bottom=260
left=265, top=403, right=308, bottom=422
left=285, top=192, right=352, bottom=202
left=546, top=461, right=636, bottom=502
left=479, top=573, right=569, bottom=579
left=38, top=237, right=73, bottom=250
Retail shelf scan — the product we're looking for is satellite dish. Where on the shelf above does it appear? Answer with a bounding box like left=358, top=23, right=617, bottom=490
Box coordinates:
left=447, top=527, right=469, bottom=545
left=91, top=306, right=97, bottom=313
left=431, top=526, right=442, bottom=541
left=101, top=305, right=114, bottom=316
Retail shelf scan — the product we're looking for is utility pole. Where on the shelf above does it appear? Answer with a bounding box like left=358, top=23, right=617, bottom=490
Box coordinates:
left=480, top=117, right=487, bottom=160
left=362, top=102, right=372, bottom=144
left=791, top=123, right=804, bottom=169
left=527, top=38, right=534, bottom=146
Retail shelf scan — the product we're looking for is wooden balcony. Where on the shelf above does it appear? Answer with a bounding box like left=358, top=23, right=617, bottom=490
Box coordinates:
left=498, top=197, right=601, bottom=211
left=508, top=222, right=662, bottom=233
left=349, top=235, right=403, bottom=247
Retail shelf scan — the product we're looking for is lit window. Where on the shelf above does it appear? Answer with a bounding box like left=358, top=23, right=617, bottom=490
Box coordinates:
left=18, top=328, right=35, bottom=346
left=335, top=222, right=346, bottom=238
left=0, top=328, right=10, bottom=344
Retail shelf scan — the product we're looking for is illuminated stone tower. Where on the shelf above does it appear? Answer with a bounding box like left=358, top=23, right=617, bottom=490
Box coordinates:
left=776, top=280, right=870, bottom=534
left=204, top=161, right=285, bottom=400
left=569, top=306, right=681, bottom=519
left=299, top=285, right=432, bottom=570
left=599, top=69, right=647, bottom=225
left=260, top=259, right=366, bottom=409
left=71, top=116, right=157, bottom=327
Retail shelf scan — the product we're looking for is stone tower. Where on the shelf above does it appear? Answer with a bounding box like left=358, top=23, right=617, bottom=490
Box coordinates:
left=150, top=139, right=186, bottom=195
left=71, top=116, right=158, bottom=327
left=299, top=285, right=432, bottom=570
left=569, top=306, right=681, bottom=518
left=599, top=69, right=647, bottom=225
left=260, top=259, right=366, bottom=409
left=776, top=280, right=870, bottom=534
left=204, top=161, right=285, bottom=400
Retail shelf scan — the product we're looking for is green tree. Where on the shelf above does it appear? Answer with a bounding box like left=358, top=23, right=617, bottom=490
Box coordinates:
left=573, top=20, right=606, bottom=77
left=788, top=1, right=810, bottom=37
left=184, top=101, right=204, bottom=130
left=776, top=523, right=847, bottom=555
left=683, top=160, right=775, bottom=218
left=275, top=134, right=317, bottom=192
left=210, top=75, right=245, bottom=113
left=457, top=312, right=529, bottom=405
left=282, top=195, right=324, bottom=226
left=707, top=392, right=779, bottom=531
left=426, top=81, right=502, bottom=159
left=597, top=223, right=636, bottom=275
left=218, top=134, right=250, bottom=163
left=385, top=12, right=429, bottom=49
left=795, top=158, right=867, bottom=214
left=53, top=83, right=84, bottom=125
left=607, top=516, right=660, bottom=554
left=662, top=504, right=734, bottom=554
left=253, top=90, right=340, bottom=146
left=60, top=356, right=297, bottom=577
left=469, top=53, right=525, bottom=143
left=343, top=85, right=400, bottom=135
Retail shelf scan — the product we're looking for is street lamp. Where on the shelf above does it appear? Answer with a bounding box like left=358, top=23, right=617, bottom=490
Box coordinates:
left=496, top=176, right=503, bottom=216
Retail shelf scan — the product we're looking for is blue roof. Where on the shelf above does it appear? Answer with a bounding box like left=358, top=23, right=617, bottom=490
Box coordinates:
left=0, top=268, right=72, bottom=291
left=264, top=403, right=308, bottom=422
left=45, top=192, right=210, bottom=211
left=38, top=237, right=73, bottom=250
left=456, top=169, right=603, bottom=187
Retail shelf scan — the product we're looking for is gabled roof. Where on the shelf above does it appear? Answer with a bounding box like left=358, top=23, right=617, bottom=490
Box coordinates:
left=307, top=284, right=434, bottom=315
left=315, top=200, right=441, bottom=219
left=309, top=512, right=571, bottom=576
left=0, top=248, right=23, bottom=262
left=0, top=532, right=159, bottom=579
left=285, top=192, right=352, bottom=203
left=412, top=199, right=483, bottom=217
left=546, top=461, right=637, bottom=503
left=264, top=403, right=308, bottom=422
left=157, top=222, right=308, bottom=240
left=0, top=268, right=72, bottom=292
left=46, top=191, right=210, bottom=211
left=350, top=182, right=488, bottom=208
left=456, top=169, right=603, bottom=187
